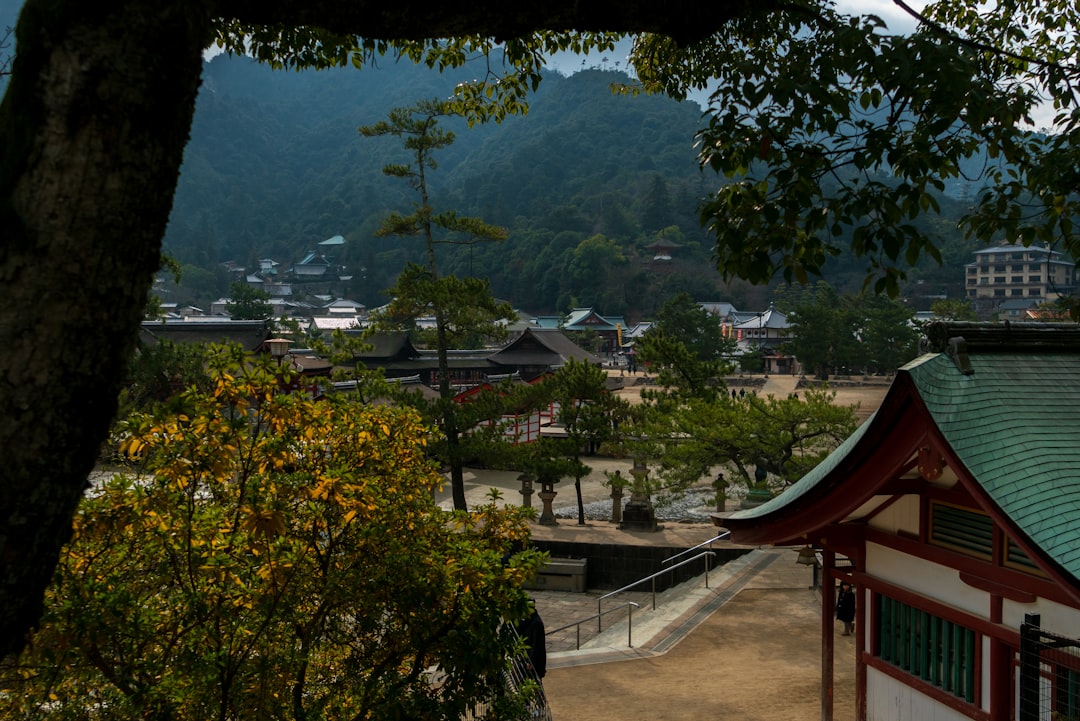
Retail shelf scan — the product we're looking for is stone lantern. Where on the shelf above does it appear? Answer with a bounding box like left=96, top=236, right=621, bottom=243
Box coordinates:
left=517, top=473, right=535, bottom=509
left=619, top=458, right=658, bottom=531
left=537, top=480, right=558, bottom=526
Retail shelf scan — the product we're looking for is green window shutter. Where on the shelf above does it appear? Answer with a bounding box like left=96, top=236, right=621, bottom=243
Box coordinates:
left=1005, top=537, right=1042, bottom=574
left=964, top=628, right=976, bottom=703
left=930, top=502, right=994, bottom=558
left=874, top=593, right=979, bottom=703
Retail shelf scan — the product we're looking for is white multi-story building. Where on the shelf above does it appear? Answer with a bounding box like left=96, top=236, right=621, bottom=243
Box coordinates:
left=964, top=243, right=1075, bottom=315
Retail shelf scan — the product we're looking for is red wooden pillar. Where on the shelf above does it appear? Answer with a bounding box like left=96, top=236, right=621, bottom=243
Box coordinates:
left=855, top=569, right=867, bottom=721
left=821, top=548, right=835, bottom=721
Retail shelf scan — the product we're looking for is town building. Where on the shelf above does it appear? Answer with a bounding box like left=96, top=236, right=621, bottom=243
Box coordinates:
left=731, top=304, right=798, bottom=374
left=719, top=321, right=1080, bottom=721
left=964, top=243, right=1076, bottom=317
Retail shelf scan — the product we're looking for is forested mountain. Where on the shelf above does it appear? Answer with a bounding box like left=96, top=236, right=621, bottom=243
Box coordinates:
left=157, top=54, right=977, bottom=319
left=0, top=0, right=993, bottom=318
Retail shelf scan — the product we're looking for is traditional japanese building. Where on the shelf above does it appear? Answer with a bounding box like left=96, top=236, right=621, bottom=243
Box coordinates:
left=719, top=321, right=1080, bottom=721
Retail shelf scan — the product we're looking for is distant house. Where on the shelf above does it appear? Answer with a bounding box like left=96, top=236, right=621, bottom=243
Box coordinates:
left=996, top=298, right=1039, bottom=321
left=307, top=299, right=366, bottom=332
left=455, top=373, right=543, bottom=444
left=349, top=332, right=421, bottom=371
left=334, top=374, right=442, bottom=406
left=257, top=258, right=279, bottom=277
left=291, top=251, right=331, bottom=278
left=317, top=234, right=345, bottom=248
left=719, top=322, right=1080, bottom=721
left=965, top=243, right=1076, bottom=317
left=731, top=305, right=790, bottom=348
left=732, top=305, right=797, bottom=374
left=561, top=308, right=626, bottom=354
left=347, top=327, right=600, bottom=390
left=323, top=299, right=364, bottom=315
left=309, top=316, right=361, bottom=332
left=504, top=310, right=540, bottom=340
left=646, top=237, right=681, bottom=261
left=488, top=327, right=603, bottom=381
left=342, top=332, right=491, bottom=388
left=533, top=315, right=563, bottom=329
left=139, top=318, right=271, bottom=352
left=699, top=301, right=740, bottom=324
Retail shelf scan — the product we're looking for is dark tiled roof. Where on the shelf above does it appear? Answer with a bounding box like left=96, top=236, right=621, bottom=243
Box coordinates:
left=489, top=328, right=602, bottom=367
left=139, top=319, right=270, bottom=352
left=351, top=332, right=419, bottom=360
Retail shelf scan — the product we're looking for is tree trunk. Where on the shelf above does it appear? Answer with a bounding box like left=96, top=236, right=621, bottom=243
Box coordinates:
left=575, top=477, right=586, bottom=525
left=0, top=0, right=210, bottom=657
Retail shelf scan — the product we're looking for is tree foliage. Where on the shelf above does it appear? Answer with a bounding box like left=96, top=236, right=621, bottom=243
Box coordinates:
left=545, top=359, right=630, bottom=523
left=644, top=387, right=859, bottom=500
left=778, top=281, right=919, bottom=378
left=630, top=0, right=1080, bottom=295
left=225, top=281, right=274, bottom=320
left=361, top=99, right=515, bottom=510
left=5, top=0, right=1080, bottom=660
left=1, top=350, right=543, bottom=720
left=930, top=297, right=978, bottom=321
left=637, top=292, right=736, bottom=397
left=115, top=339, right=216, bottom=421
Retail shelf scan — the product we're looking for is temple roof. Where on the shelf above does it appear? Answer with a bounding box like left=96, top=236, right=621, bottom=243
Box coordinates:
left=722, top=322, right=1080, bottom=581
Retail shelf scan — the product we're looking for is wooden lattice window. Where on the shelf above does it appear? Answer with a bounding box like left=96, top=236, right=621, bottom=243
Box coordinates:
left=929, top=502, right=993, bottom=560
left=1005, top=538, right=1044, bottom=576
left=877, top=594, right=977, bottom=703
left=930, top=502, right=1043, bottom=576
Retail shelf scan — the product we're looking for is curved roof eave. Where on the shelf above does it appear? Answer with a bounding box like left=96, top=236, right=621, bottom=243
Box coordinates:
left=720, top=368, right=926, bottom=546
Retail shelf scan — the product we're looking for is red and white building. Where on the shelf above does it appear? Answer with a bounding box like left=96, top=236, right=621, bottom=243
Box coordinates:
left=719, top=322, right=1080, bottom=721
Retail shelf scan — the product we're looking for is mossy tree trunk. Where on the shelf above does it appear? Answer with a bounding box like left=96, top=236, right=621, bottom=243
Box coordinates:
left=0, top=0, right=211, bottom=657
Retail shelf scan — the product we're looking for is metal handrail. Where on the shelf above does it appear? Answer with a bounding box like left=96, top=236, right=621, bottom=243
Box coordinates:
left=661, top=529, right=731, bottom=567
left=545, top=601, right=641, bottom=649
left=596, top=551, right=716, bottom=630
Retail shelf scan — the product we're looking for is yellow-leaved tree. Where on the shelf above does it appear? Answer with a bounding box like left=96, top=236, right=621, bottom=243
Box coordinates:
left=1, top=347, right=544, bottom=721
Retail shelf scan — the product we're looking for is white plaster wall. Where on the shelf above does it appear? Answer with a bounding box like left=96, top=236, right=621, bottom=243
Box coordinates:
left=866, top=667, right=970, bottom=721
left=866, top=495, right=920, bottom=536
left=866, top=543, right=989, bottom=618
left=1002, top=594, right=1078, bottom=636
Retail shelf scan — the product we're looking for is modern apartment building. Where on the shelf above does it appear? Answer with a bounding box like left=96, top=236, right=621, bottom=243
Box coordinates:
left=964, top=243, right=1075, bottom=316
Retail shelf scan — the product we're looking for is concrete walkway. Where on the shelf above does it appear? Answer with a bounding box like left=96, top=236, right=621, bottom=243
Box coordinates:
left=536, top=544, right=857, bottom=721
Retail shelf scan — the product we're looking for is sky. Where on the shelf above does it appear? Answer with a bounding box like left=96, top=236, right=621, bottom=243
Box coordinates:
left=0, top=0, right=1058, bottom=128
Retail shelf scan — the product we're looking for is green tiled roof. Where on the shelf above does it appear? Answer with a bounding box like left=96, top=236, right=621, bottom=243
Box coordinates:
left=729, top=322, right=1080, bottom=581
left=907, top=350, right=1080, bottom=580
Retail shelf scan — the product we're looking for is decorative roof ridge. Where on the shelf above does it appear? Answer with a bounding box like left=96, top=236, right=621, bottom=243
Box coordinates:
left=922, top=320, right=1080, bottom=356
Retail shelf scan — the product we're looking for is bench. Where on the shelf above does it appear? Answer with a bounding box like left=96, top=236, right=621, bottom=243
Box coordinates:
left=525, top=557, right=588, bottom=593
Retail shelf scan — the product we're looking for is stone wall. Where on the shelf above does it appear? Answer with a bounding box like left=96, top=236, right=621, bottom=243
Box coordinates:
left=530, top=539, right=751, bottom=592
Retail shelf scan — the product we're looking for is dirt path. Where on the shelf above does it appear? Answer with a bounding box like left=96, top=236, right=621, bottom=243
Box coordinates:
left=611, top=370, right=889, bottom=422
left=543, top=559, right=858, bottom=721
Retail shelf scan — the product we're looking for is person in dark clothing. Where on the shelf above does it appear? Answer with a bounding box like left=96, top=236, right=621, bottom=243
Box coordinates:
left=515, top=607, right=547, bottom=678
left=836, top=581, right=856, bottom=636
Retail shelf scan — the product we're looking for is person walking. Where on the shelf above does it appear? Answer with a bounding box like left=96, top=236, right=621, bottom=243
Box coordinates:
left=836, top=581, right=856, bottom=636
